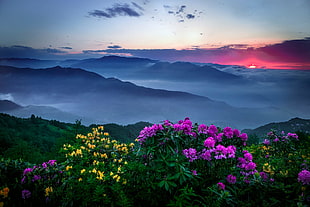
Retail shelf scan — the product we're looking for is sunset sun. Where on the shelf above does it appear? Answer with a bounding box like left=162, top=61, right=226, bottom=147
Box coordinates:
left=248, top=64, right=257, bottom=69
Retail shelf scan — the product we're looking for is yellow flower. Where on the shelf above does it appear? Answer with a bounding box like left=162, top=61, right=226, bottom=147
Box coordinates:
left=96, top=170, right=105, bottom=180
left=110, top=172, right=114, bottom=176
left=280, top=170, right=288, bottom=176
left=45, top=187, right=53, bottom=196
left=122, top=179, right=127, bottom=185
left=66, top=166, right=72, bottom=171
left=113, top=174, right=121, bottom=182
left=78, top=178, right=83, bottom=182
left=104, top=132, right=109, bottom=136
left=0, top=187, right=9, bottom=198
left=81, top=169, right=86, bottom=174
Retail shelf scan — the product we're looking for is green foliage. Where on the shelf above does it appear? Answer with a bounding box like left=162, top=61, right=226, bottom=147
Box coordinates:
left=0, top=117, right=309, bottom=206
left=0, top=113, right=149, bottom=163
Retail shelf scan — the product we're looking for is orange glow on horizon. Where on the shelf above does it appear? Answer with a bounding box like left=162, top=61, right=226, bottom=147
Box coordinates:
left=248, top=64, right=257, bottom=69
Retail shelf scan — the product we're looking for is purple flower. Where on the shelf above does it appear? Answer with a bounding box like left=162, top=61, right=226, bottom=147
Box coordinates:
left=273, top=138, right=279, bottom=142
left=22, top=189, right=31, bottom=199
left=48, top=160, right=57, bottom=166
left=204, top=137, right=216, bottom=148
left=173, top=118, right=194, bottom=136
left=216, top=133, right=223, bottom=142
left=217, top=182, right=225, bottom=190
left=207, top=125, right=218, bottom=136
left=164, top=120, right=173, bottom=127
left=192, top=170, right=197, bottom=176
left=137, top=124, right=164, bottom=143
left=245, top=162, right=257, bottom=171
left=263, top=139, right=270, bottom=145
left=226, top=174, right=237, bottom=184
left=23, top=168, right=33, bottom=176
left=244, top=152, right=253, bottom=161
left=32, top=175, right=41, bottom=182
left=259, top=172, right=268, bottom=181
left=239, top=133, right=248, bottom=142
left=298, top=170, right=310, bottom=185
left=42, top=162, right=47, bottom=168
left=287, top=133, right=298, bottom=140
left=200, top=149, right=212, bottom=161
left=233, top=129, right=240, bottom=137
left=223, top=127, right=233, bottom=138
left=21, top=176, right=26, bottom=184
left=214, top=154, right=226, bottom=160
left=183, top=148, right=198, bottom=162
left=198, top=124, right=208, bottom=134
left=267, top=131, right=274, bottom=137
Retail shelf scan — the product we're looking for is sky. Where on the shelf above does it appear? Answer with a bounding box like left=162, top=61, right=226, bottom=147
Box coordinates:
left=0, top=0, right=310, bottom=69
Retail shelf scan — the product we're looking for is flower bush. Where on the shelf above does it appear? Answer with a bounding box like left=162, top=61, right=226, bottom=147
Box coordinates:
left=58, top=126, right=135, bottom=206
left=129, top=118, right=270, bottom=206
left=1, top=118, right=309, bottom=206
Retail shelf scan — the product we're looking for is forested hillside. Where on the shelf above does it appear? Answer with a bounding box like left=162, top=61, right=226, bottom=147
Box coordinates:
left=0, top=113, right=150, bottom=163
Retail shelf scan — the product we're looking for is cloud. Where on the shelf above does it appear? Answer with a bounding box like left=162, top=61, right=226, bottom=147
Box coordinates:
left=1, top=38, right=309, bottom=69
left=88, top=3, right=143, bottom=18
left=83, top=38, right=310, bottom=69
left=257, top=38, right=310, bottom=63
left=131, top=2, right=144, bottom=11
left=59, top=46, right=72, bottom=50
left=186, top=14, right=195, bottom=19
left=177, top=5, right=186, bottom=14
left=164, top=4, right=201, bottom=22
left=107, top=45, right=122, bottom=49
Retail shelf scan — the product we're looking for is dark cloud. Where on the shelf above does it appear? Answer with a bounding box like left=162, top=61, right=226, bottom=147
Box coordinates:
left=0, top=45, right=66, bottom=59
left=59, top=46, right=72, bottom=50
left=219, top=44, right=250, bottom=50
left=131, top=2, right=144, bottom=11
left=82, top=38, right=310, bottom=69
left=107, top=45, right=122, bottom=49
left=257, top=38, right=310, bottom=63
left=186, top=14, right=195, bottom=19
left=164, top=4, right=201, bottom=22
left=88, top=3, right=143, bottom=18
left=177, top=5, right=186, bottom=14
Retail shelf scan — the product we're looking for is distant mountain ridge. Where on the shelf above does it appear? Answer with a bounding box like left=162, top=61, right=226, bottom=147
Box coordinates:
left=242, top=117, right=310, bottom=138
left=0, top=64, right=293, bottom=128
left=0, top=100, right=22, bottom=111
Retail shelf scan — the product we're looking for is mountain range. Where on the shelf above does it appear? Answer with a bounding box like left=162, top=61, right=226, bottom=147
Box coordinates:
left=0, top=56, right=308, bottom=129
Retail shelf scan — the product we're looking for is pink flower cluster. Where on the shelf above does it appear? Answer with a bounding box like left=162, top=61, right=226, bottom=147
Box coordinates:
left=182, top=148, right=198, bottom=162
left=298, top=169, right=310, bottom=185
left=172, top=117, right=197, bottom=137
left=137, top=124, right=164, bottom=143
left=21, top=160, right=58, bottom=184
left=237, top=150, right=257, bottom=177
left=184, top=144, right=236, bottom=162
left=264, top=131, right=298, bottom=144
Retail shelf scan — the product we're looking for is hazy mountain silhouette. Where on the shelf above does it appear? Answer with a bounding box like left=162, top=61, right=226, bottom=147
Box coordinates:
left=0, top=100, right=22, bottom=111
left=0, top=58, right=59, bottom=69
left=133, top=61, right=243, bottom=82
left=0, top=65, right=292, bottom=128
left=242, top=117, right=310, bottom=139
left=70, top=55, right=158, bottom=78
